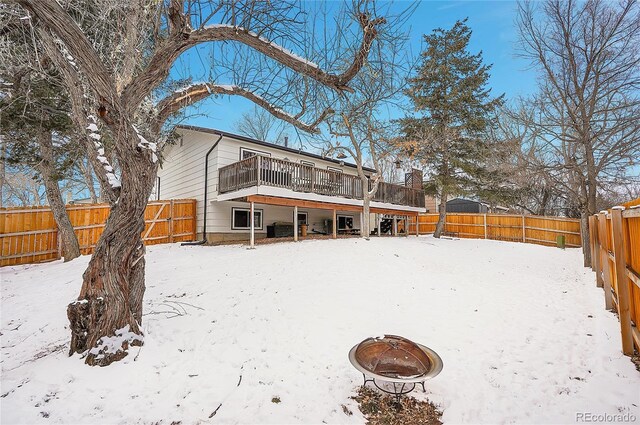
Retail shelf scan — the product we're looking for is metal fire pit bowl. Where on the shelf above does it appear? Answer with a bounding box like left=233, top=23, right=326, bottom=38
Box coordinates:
left=349, top=335, right=443, bottom=401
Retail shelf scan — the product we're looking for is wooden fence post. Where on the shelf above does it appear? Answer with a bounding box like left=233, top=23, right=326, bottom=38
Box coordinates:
left=610, top=208, right=633, bottom=355
left=522, top=215, right=526, bottom=243
left=588, top=216, right=595, bottom=271
left=593, top=215, right=603, bottom=287
left=483, top=214, right=487, bottom=239
left=168, top=200, right=175, bottom=243
left=598, top=212, right=613, bottom=309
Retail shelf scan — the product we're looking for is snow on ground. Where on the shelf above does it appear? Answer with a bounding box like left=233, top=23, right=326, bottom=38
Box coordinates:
left=1, top=236, right=638, bottom=424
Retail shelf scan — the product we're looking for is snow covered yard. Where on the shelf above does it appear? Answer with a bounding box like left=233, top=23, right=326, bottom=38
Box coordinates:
left=1, top=236, right=638, bottom=424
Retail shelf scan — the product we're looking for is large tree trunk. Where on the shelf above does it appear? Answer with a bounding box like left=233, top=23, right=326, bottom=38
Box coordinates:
left=67, top=133, right=157, bottom=366
left=362, top=195, right=371, bottom=239
left=580, top=210, right=591, bottom=267
left=581, top=141, right=598, bottom=268
left=37, top=131, right=81, bottom=262
left=434, top=191, right=447, bottom=238
left=361, top=175, right=380, bottom=240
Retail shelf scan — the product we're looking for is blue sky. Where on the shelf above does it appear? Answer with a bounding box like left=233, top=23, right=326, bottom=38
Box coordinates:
left=182, top=1, right=537, bottom=137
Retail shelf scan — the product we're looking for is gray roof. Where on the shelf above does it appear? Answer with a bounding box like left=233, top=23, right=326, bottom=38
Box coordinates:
left=176, top=124, right=377, bottom=173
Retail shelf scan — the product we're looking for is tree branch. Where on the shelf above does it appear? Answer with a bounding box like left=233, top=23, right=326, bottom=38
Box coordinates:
left=35, top=26, right=119, bottom=205
left=154, top=83, right=333, bottom=134
left=17, top=0, right=119, bottom=110
left=124, top=9, right=385, bottom=111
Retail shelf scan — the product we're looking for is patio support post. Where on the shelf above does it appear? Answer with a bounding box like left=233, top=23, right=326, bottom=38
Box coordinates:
left=332, top=209, right=337, bottom=239
left=360, top=211, right=364, bottom=237
left=294, top=205, right=299, bottom=242
left=249, top=201, right=256, bottom=249
left=415, top=213, right=419, bottom=236
left=393, top=216, right=398, bottom=236
left=377, top=214, right=381, bottom=236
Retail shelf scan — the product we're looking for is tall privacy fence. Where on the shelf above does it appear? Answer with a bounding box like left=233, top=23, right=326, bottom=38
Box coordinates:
left=589, top=198, right=640, bottom=356
left=0, top=199, right=197, bottom=267
left=407, top=213, right=582, bottom=248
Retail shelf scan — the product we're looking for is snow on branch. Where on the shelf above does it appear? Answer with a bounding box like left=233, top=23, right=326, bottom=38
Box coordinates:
left=124, top=6, right=385, bottom=110
left=87, top=116, right=121, bottom=188
left=133, top=125, right=158, bottom=163
left=155, top=83, right=333, bottom=134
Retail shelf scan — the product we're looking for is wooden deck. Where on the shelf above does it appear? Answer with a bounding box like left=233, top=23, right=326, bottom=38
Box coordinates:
left=218, top=155, right=425, bottom=209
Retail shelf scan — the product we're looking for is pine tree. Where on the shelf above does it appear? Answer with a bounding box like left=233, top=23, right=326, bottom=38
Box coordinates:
left=400, top=19, right=503, bottom=237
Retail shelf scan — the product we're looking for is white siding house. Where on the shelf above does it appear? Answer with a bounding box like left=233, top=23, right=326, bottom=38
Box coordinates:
left=157, top=125, right=426, bottom=244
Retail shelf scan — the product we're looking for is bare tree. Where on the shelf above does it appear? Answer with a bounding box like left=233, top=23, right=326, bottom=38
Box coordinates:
left=516, top=0, right=640, bottom=266
left=316, top=4, right=413, bottom=238
left=235, top=105, right=288, bottom=144
left=1, top=166, right=44, bottom=206
left=11, top=0, right=384, bottom=366
left=75, top=154, right=99, bottom=203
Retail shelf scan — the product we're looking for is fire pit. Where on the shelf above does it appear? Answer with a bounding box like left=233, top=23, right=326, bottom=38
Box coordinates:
left=349, top=335, right=443, bottom=401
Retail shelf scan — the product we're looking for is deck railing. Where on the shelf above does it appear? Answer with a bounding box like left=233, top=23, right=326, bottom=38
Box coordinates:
left=218, top=155, right=425, bottom=208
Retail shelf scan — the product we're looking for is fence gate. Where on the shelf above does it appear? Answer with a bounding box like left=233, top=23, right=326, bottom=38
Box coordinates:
left=0, top=199, right=197, bottom=267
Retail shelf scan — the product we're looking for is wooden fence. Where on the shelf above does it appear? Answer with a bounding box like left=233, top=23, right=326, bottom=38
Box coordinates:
left=407, top=213, right=582, bottom=248
left=589, top=198, right=640, bottom=356
left=0, top=199, right=197, bottom=267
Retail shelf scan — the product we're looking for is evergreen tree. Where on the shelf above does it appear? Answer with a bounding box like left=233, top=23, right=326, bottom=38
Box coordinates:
left=0, top=15, right=82, bottom=260
left=399, top=19, right=503, bottom=237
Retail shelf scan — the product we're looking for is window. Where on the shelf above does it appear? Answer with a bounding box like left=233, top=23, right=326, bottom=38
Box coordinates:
left=297, top=212, right=308, bottom=225
left=232, top=207, right=263, bottom=230
left=327, top=166, right=343, bottom=173
left=337, top=215, right=354, bottom=230
left=300, top=160, right=315, bottom=167
left=240, top=147, right=270, bottom=160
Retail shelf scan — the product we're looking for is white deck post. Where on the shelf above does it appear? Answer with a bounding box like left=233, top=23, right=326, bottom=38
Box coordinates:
left=332, top=209, right=337, bottom=239
left=415, top=213, right=419, bottom=237
left=392, top=216, right=398, bottom=236
left=294, top=205, right=299, bottom=242
left=360, top=211, right=364, bottom=237
left=377, top=214, right=381, bottom=236
left=249, top=201, right=255, bottom=249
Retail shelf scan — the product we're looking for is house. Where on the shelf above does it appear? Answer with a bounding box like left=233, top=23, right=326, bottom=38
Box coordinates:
left=156, top=125, right=426, bottom=246
left=424, top=195, right=438, bottom=213
left=446, top=198, right=509, bottom=214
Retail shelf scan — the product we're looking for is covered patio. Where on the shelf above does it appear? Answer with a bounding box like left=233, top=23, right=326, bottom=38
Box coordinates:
left=239, top=194, right=421, bottom=248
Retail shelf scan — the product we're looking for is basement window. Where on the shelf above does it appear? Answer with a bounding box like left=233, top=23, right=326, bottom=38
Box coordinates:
left=232, top=207, right=263, bottom=230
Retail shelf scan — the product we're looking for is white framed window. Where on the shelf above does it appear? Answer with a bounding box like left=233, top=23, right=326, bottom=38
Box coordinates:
left=327, top=166, right=343, bottom=173
left=300, top=160, right=315, bottom=167
left=240, top=147, right=271, bottom=160
left=232, top=207, right=263, bottom=230
left=337, top=214, right=354, bottom=230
